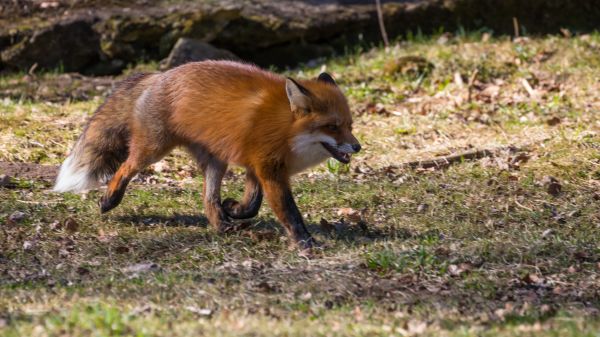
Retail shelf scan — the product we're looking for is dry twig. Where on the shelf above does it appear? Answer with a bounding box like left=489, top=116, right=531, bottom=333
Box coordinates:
left=400, top=145, right=521, bottom=170
left=375, top=0, right=389, bottom=48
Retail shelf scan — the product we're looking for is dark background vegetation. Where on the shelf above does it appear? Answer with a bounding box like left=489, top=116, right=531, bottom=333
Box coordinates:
left=2, top=0, right=600, bottom=74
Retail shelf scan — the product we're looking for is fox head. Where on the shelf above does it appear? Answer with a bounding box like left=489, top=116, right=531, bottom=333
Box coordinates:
left=286, top=73, right=361, bottom=168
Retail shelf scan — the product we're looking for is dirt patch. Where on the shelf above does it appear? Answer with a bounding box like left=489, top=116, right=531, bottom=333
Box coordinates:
left=0, top=161, right=58, bottom=181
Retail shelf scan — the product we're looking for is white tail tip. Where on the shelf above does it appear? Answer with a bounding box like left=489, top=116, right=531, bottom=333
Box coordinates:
left=53, top=155, right=98, bottom=193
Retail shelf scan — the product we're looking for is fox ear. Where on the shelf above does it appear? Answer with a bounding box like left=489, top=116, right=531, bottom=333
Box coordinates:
left=285, top=77, right=312, bottom=111
left=317, top=72, right=336, bottom=86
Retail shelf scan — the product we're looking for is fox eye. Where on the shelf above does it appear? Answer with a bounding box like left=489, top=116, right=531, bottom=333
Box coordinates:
left=326, top=124, right=339, bottom=131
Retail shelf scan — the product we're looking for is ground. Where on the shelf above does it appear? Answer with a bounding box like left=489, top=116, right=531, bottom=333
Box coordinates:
left=1, top=33, right=599, bottom=336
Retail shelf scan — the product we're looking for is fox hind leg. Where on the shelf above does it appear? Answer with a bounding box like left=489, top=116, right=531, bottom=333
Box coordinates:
left=100, top=140, right=173, bottom=213
left=99, top=160, right=139, bottom=213
left=222, top=169, right=263, bottom=219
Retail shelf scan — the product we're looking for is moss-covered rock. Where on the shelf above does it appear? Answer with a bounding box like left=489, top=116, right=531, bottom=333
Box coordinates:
left=163, top=38, right=238, bottom=69
left=1, top=16, right=100, bottom=72
left=2, top=0, right=600, bottom=75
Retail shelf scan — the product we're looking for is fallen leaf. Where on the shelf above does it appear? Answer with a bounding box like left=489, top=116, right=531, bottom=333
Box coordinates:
left=541, top=229, right=553, bottom=238
left=115, top=246, right=130, bottom=254
left=247, top=230, right=276, bottom=241
left=64, top=218, right=79, bottom=233
left=300, top=292, right=312, bottom=300
left=353, top=306, right=363, bottom=321
left=546, top=116, right=561, bottom=126
left=494, top=302, right=515, bottom=320
left=97, top=228, right=118, bottom=242
left=337, top=208, right=362, bottom=223
left=406, top=319, right=427, bottom=334
left=49, top=220, right=61, bottom=230
left=151, top=160, right=171, bottom=173
left=23, top=240, right=35, bottom=250
left=76, top=266, right=90, bottom=275
left=542, top=176, right=562, bottom=196
left=480, top=84, right=500, bottom=100
left=448, top=262, right=472, bottom=276
left=560, top=28, right=572, bottom=38
left=540, top=304, right=555, bottom=315
left=481, top=32, right=491, bottom=42
left=255, top=281, right=276, bottom=293
left=523, top=273, right=542, bottom=284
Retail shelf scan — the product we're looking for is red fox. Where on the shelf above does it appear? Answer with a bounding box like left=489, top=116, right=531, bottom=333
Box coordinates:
left=54, top=60, right=361, bottom=249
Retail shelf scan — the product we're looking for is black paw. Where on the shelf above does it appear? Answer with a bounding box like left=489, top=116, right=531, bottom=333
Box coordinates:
left=222, top=198, right=243, bottom=218
left=222, top=198, right=259, bottom=219
left=99, top=191, right=125, bottom=214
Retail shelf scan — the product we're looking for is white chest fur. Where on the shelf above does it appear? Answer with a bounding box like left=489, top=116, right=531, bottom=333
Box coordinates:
left=289, top=133, right=332, bottom=175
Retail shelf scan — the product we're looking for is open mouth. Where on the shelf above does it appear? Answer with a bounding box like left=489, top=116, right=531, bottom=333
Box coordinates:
left=321, top=142, right=351, bottom=164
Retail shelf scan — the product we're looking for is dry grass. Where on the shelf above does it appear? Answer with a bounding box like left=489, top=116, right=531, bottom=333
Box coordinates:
left=1, top=33, right=599, bottom=336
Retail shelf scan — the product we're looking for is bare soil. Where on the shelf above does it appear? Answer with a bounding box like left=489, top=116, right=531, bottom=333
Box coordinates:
left=0, top=161, right=58, bottom=181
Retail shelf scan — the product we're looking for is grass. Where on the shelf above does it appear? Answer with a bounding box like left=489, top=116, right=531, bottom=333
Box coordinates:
left=1, top=33, right=600, bottom=336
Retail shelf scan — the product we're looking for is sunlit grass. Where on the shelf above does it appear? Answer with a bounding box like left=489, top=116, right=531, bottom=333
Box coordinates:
left=1, top=34, right=599, bottom=336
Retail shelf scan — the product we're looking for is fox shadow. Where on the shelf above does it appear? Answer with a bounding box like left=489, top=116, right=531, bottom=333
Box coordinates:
left=116, top=213, right=209, bottom=228
left=115, top=212, right=390, bottom=245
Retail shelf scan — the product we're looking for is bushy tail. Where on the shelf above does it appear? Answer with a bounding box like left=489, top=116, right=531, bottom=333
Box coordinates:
left=53, top=72, right=152, bottom=193
left=53, top=121, right=130, bottom=193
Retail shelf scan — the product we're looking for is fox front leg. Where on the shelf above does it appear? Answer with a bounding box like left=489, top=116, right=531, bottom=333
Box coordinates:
left=222, top=169, right=263, bottom=219
left=256, top=165, right=315, bottom=250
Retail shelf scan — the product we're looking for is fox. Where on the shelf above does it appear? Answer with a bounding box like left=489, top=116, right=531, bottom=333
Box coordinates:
left=53, top=60, right=361, bottom=250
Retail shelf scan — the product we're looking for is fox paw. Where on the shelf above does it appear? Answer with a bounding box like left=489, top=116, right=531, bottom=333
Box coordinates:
left=222, top=198, right=244, bottom=218
left=293, top=237, right=321, bottom=258
left=99, top=193, right=123, bottom=213
left=222, top=198, right=259, bottom=219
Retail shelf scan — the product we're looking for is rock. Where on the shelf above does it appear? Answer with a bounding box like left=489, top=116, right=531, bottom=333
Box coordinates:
left=8, top=211, right=26, bottom=223
left=0, top=174, right=12, bottom=187
left=98, top=15, right=169, bottom=62
left=1, top=16, right=100, bottom=72
left=163, top=38, right=238, bottom=69
left=4, top=1, right=600, bottom=74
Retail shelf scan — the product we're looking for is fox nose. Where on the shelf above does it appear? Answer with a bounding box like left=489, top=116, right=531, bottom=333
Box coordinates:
left=352, top=143, right=362, bottom=153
